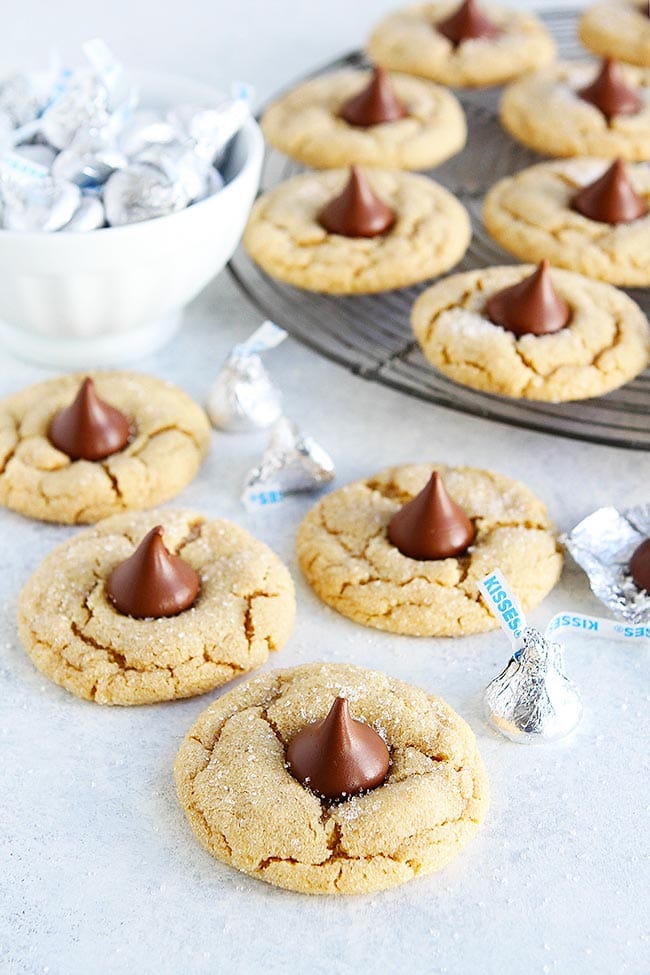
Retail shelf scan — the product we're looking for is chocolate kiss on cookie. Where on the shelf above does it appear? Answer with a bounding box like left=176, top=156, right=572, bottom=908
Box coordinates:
left=486, top=260, right=571, bottom=337
left=572, top=159, right=648, bottom=224
left=578, top=58, right=642, bottom=120
left=388, top=471, right=475, bottom=560
left=286, top=697, right=390, bottom=801
left=629, top=539, right=650, bottom=592
left=106, top=525, right=200, bottom=619
left=48, top=377, right=131, bottom=461
left=318, top=166, right=395, bottom=237
left=339, top=67, right=408, bottom=127
left=437, top=0, right=500, bottom=44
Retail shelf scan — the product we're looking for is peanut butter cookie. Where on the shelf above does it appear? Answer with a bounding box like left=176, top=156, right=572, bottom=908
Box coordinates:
left=368, top=2, right=555, bottom=88
left=579, top=1, right=650, bottom=68
left=243, top=168, right=471, bottom=294
left=500, top=62, right=650, bottom=161
left=412, top=264, right=650, bottom=401
left=261, top=68, right=466, bottom=170
left=483, top=158, right=650, bottom=287
left=174, top=662, right=489, bottom=894
left=18, top=509, right=296, bottom=705
left=296, top=464, right=562, bottom=636
left=0, top=372, right=211, bottom=524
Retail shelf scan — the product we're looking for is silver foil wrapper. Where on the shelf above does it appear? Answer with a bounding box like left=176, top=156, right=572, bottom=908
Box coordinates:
left=484, top=626, right=582, bottom=744
left=40, top=72, right=112, bottom=151
left=118, top=110, right=178, bottom=157
left=51, top=130, right=127, bottom=188
left=208, top=353, right=282, bottom=433
left=243, top=417, right=335, bottom=507
left=0, top=155, right=81, bottom=231
left=563, top=505, right=650, bottom=623
left=135, top=141, right=212, bottom=204
left=167, top=93, right=251, bottom=164
left=13, top=143, right=57, bottom=169
left=102, top=162, right=188, bottom=226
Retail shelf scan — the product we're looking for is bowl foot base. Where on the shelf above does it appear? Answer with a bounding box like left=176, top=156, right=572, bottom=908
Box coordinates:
left=0, top=313, right=183, bottom=368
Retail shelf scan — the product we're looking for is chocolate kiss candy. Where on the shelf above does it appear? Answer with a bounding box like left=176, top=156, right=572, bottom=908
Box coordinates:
left=339, top=67, right=409, bottom=127
left=486, top=260, right=571, bottom=337
left=286, top=697, right=390, bottom=801
left=106, top=526, right=200, bottom=619
left=48, top=377, right=131, bottom=461
left=318, top=166, right=395, bottom=238
left=388, top=471, right=475, bottom=560
left=629, top=538, right=650, bottom=592
left=572, top=158, right=648, bottom=224
left=437, top=0, right=500, bottom=44
left=578, top=58, right=642, bottom=120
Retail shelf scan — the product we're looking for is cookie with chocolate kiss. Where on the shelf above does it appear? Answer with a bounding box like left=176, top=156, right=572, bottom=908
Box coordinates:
left=286, top=696, right=390, bottom=801
left=339, top=67, right=408, bottom=127
left=578, top=58, right=642, bottom=120
left=572, top=158, right=648, bottom=223
left=48, top=377, right=131, bottom=461
left=629, top=538, right=650, bottom=593
left=388, top=471, right=475, bottom=560
left=319, top=166, right=395, bottom=237
left=106, top=525, right=200, bottom=619
left=437, top=0, right=501, bottom=44
left=486, top=260, right=571, bottom=337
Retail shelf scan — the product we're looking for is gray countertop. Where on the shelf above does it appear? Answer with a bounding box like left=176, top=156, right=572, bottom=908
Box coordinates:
left=2, top=3, right=649, bottom=974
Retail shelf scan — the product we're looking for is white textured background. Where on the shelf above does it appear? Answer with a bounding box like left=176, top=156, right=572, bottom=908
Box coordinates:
left=3, top=3, right=650, bottom=975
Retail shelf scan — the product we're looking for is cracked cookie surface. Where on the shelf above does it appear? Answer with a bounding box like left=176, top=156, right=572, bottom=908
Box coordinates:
left=579, top=1, right=650, bottom=68
left=500, top=62, right=650, bottom=161
left=261, top=68, right=466, bottom=170
left=242, top=168, right=471, bottom=294
left=0, top=372, right=211, bottom=524
left=17, top=509, right=296, bottom=705
left=483, top=158, right=650, bottom=287
left=296, top=464, right=562, bottom=636
left=174, top=662, right=489, bottom=895
left=367, top=2, right=555, bottom=88
left=412, top=264, right=650, bottom=401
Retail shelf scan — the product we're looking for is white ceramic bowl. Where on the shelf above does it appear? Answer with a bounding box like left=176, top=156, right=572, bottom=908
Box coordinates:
left=0, top=70, right=265, bottom=368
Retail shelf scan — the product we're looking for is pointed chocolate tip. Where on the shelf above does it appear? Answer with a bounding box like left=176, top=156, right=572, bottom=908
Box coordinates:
left=339, top=67, right=409, bottom=128
left=437, top=0, right=500, bottom=45
left=572, top=158, right=648, bottom=224
left=48, top=377, right=131, bottom=462
left=485, top=261, right=571, bottom=337
left=630, top=538, right=650, bottom=592
left=286, top=696, right=390, bottom=801
left=106, top=525, right=200, bottom=619
left=388, top=471, right=475, bottom=561
left=578, top=57, right=641, bottom=120
left=318, top=166, right=395, bottom=238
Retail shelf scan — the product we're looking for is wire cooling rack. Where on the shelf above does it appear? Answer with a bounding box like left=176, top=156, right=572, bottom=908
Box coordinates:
left=228, top=9, right=650, bottom=450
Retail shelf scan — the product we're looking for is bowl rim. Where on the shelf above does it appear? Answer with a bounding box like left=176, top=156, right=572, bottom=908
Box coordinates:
left=0, top=70, right=264, bottom=242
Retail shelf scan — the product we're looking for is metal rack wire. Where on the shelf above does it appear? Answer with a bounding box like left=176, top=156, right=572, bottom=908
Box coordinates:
left=228, top=9, right=650, bottom=450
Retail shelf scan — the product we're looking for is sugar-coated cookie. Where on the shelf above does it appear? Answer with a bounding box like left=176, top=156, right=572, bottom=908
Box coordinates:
left=368, top=1, right=555, bottom=88
left=18, top=509, right=296, bottom=705
left=0, top=372, right=211, bottom=524
left=296, top=463, right=562, bottom=636
left=174, top=662, right=489, bottom=894
left=579, top=1, right=650, bottom=68
left=412, top=264, right=650, bottom=401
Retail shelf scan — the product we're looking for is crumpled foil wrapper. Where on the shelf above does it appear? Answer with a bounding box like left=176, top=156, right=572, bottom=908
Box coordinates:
left=562, top=505, right=650, bottom=623
left=208, top=353, right=282, bottom=433
left=484, top=626, right=582, bottom=744
left=243, top=417, right=335, bottom=507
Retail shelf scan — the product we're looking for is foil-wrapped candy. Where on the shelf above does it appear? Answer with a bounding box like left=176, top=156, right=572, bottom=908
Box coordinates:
left=0, top=153, right=80, bottom=231
left=51, top=129, right=127, bottom=188
left=484, top=626, right=583, bottom=744
left=135, top=141, right=212, bottom=204
left=103, top=162, right=189, bottom=226
left=207, top=321, right=287, bottom=432
left=62, top=193, right=106, bottom=232
left=563, top=505, right=650, bottom=624
left=242, top=417, right=335, bottom=509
